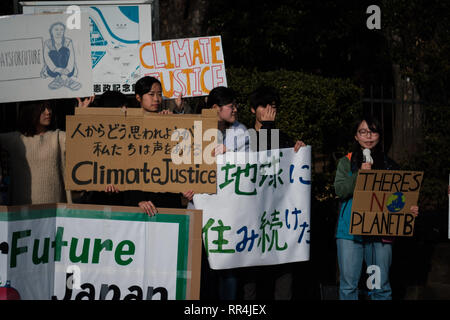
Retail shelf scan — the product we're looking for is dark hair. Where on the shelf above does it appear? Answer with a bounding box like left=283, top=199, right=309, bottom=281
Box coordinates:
left=206, top=86, right=236, bottom=108
left=248, top=85, right=280, bottom=110
left=97, top=90, right=128, bottom=108
left=18, top=100, right=55, bottom=136
left=350, top=116, right=385, bottom=172
left=134, top=76, right=161, bottom=97
left=49, top=22, right=66, bottom=49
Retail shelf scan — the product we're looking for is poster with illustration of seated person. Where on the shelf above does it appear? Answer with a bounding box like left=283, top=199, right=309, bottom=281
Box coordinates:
left=0, top=13, right=93, bottom=103
left=41, top=22, right=82, bottom=91
left=21, top=1, right=154, bottom=95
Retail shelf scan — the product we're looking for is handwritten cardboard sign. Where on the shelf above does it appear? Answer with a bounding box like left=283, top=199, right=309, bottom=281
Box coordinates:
left=66, top=108, right=218, bottom=193
left=139, top=36, right=226, bottom=98
left=350, top=170, right=424, bottom=237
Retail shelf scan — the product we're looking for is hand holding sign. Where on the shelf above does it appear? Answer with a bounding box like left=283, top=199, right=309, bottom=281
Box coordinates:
left=139, top=200, right=158, bottom=216
left=410, top=205, right=419, bottom=217
left=294, top=140, right=306, bottom=153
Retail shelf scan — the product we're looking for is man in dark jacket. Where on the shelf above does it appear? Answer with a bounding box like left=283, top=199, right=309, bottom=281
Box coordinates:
left=248, top=86, right=304, bottom=152
left=240, top=85, right=306, bottom=300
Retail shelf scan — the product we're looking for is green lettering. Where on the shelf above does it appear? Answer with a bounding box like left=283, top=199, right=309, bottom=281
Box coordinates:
left=11, top=230, right=31, bottom=268
left=32, top=238, right=50, bottom=264
left=52, top=227, right=68, bottom=262
left=115, top=240, right=135, bottom=266
left=69, top=238, right=90, bottom=263
left=92, top=239, right=113, bottom=264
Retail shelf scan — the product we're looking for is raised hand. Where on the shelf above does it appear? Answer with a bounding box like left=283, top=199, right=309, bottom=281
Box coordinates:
left=76, top=96, right=95, bottom=108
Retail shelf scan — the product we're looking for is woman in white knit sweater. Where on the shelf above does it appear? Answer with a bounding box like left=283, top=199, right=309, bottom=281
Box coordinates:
left=0, top=100, right=70, bottom=205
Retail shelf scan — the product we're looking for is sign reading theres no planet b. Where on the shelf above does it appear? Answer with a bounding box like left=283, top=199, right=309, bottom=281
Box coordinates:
left=350, top=170, right=424, bottom=237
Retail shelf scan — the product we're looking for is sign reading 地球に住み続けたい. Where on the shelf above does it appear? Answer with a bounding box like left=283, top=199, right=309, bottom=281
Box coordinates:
left=349, top=170, right=424, bottom=237
left=193, top=147, right=312, bottom=270
left=139, top=36, right=227, bottom=98
left=21, top=0, right=154, bottom=95
left=0, top=203, right=202, bottom=300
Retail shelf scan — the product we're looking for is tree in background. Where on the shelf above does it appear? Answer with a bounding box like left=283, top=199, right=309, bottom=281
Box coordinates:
left=382, top=0, right=450, bottom=212
left=159, top=0, right=208, bottom=39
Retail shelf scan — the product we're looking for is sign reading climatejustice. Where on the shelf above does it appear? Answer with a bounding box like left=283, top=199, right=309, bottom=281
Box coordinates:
left=66, top=108, right=218, bottom=194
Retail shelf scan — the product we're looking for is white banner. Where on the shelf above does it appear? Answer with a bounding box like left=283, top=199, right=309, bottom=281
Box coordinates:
left=0, top=204, right=201, bottom=300
left=193, top=147, right=311, bottom=270
left=0, top=13, right=93, bottom=103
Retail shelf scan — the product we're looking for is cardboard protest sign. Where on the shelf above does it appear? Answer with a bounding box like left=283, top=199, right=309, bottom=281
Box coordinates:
left=23, top=2, right=153, bottom=94
left=193, top=147, right=311, bottom=270
left=66, top=108, right=218, bottom=193
left=0, top=13, right=93, bottom=103
left=139, top=36, right=227, bottom=98
left=0, top=203, right=202, bottom=300
left=350, top=170, right=424, bottom=236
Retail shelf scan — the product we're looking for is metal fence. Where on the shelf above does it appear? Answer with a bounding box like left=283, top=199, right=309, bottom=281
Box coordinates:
left=361, top=84, right=424, bottom=161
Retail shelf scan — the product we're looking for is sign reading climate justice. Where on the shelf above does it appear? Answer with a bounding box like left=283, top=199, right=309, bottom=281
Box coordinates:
left=350, top=170, right=424, bottom=237
left=66, top=108, right=218, bottom=194
left=139, top=36, right=226, bottom=98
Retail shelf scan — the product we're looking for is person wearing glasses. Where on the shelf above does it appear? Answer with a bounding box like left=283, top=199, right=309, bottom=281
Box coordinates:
left=333, top=116, right=419, bottom=300
left=183, top=86, right=249, bottom=300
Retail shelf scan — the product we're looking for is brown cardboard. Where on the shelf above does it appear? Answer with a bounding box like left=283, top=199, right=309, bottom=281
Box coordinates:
left=66, top=108, right=218, bottom=194
left=355, top=170, right=424, bottom=192
left=349, top=170, right=424, bottom=237
left=351, top=191, right=420, bottom=213
left=349, top=211, right=416, bottom=236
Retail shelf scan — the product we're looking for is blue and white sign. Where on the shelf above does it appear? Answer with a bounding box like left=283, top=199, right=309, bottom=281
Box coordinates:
left=22, top=1, right=153, bottom=94
left=0, top=13, right=93, bottom=103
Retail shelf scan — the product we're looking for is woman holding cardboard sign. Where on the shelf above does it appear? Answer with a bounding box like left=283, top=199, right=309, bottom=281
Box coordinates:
left=78, top=77, right=185, bottom=215
left=333, top=116, right=419, bottom=300
left=102, top=76, right=184, bottom=215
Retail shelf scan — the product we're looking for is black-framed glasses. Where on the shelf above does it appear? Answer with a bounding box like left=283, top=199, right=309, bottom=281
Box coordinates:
left=358, top=129, right=379, bottom=137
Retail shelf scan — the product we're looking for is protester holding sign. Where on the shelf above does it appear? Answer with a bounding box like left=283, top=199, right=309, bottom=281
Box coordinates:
left=124, top=76, right=182, bottom=214
left=212, top=86, right=250, bottom=154
left=186, top=86, right=249, bottom=300
left=333, top=116, right=419, bottom=300
left=249, top=85, right=305, bottom=152
left=240, top=85, right=306, bottom=300
left=184, top=85, right=250, bottom=203
left=0, top=100, right=71, bottom=205
left=135, top=76, right=174, bottom=115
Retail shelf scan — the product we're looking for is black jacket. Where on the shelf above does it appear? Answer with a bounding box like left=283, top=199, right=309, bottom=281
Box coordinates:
left=251, top=121, right=294, bottom=152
